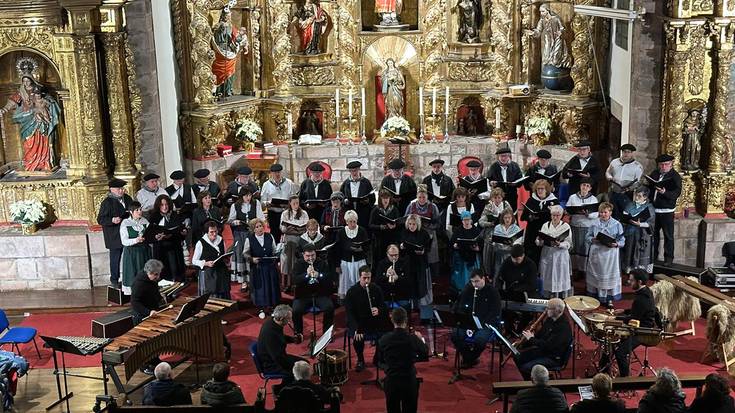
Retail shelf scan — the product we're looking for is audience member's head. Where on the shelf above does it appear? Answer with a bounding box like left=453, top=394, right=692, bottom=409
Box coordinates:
left=390, top=307, right=408, bottom=328
left=702, top=373, right=731, bottom=400
left=293, top=360, right=313, bottom=381
left=592, top=373, right=613, bottom=399
left=212, top=362, right=231, bottom=382
left=154, top=362, right=172, bottom=381
left=530, top=365, right=549, bottom=386
left=651, top=368, right=683, bottom=397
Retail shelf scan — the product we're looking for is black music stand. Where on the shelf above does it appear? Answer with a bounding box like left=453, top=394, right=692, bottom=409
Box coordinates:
left=41, top=336, right=108, bottom=412
left=567, top=307, right=588, bottom=378
left=434, top=309, right=479, bottom=384
left=174, top=293, right=210, bottom=324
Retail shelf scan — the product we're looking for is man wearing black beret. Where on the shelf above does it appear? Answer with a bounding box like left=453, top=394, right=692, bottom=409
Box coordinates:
left=98, top=178, right=133, bottom=289
left=421, top=159, right=455, bottom=215
left=226, top=166, right=260, bottom=205
left=562, top=140, right=602, bottom=195
left=340, top=161, right=375, bottom=230
left=261, top=163, right=297, bottom=242
left=380, top=159, right=417, bottom=213
left=487, top=146, right=524, bottom=211
left=299, top=162, right=333, bottom=220
left=524, top=149, right=560, bottom=192
left=135, top=173, right=167, bottom=216
left=165, top=170, right=197, bottom=221
left=192, top=169, right=223, bottom=207
left=646, top=154, right=681, bottom=265
left=605, top=144, right=643, bottom=220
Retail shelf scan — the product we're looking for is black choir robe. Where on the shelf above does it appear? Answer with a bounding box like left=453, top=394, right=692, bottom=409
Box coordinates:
left=97, top=194, right=133, bottom=250
left=458, top=175, right=490, bottom=213
left=192, top=181, right=223, bottom=207
left=400, top=228, right=432, bottom=300
left=520, top=194, right=559, bottom=264
left=226, top=180, right=260, bottom=205
left=486, top=161, right=524, bottom=211
left=380, top=175, right=417, bottom=215
left=562, top=155, right=602, bottom=195
left=421, top=173, right=455, bottom=214
left=340, top=177, right=375, bottom=229
left=524, top=163, right=560, bottom=192
left=299, top=179, right=333, bottom=220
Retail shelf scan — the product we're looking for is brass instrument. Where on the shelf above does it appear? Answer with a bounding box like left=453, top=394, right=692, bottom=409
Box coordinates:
left=387, top=261, right=397, bottom=283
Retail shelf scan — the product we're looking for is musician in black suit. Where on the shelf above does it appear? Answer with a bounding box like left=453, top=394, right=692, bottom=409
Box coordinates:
left=377, top=307, right=429, bottom=413
left=300, top=162, right=333, bottom=220
left=380, top=159, right=417, bottom=214
left=599, top=269, right=659, bottom=377
left=647, top=154, right=682, bottom=265
left=165, top=170, right=197, bottom=222
left=291, top=246, right=335, bottom=336
left=487, top=146, right=524, bottom=211
left=341, top=160, right=375, bottom=230
left=496, top=244, right=539, bottom=302
left=459, top=159, right=489, bottom=213
left=256, top=304, right=305, bottom=391
left=344, top=265, right=389, bottom=372
left=97, top=178, right=133, bottom=289
left=451, top=270, right=502, bottom=369
left=524, top=149, right=560, bottom=192
left=130, top=258, right=165, bottom=324
left=375, top=244, right=412, bottom=307
left=513, top=298, right=573, bottom=380
left=192, top=168, right=222, bottom=208
left=421, top=159, right=455, bottom=215
left=562, top=140, right=602, bottom=195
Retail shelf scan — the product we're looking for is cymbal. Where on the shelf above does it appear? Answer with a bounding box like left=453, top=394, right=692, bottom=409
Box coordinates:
left=584, top=312, right=612, bottom=323
left=565, top=295, right=601, bottom=311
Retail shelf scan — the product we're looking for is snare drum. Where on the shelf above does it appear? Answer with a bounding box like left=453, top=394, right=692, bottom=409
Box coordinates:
left=315, top=349, right=348, bottom=386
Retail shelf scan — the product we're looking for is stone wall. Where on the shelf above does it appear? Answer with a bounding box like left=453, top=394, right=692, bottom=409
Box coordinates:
left=0, top=227, right=110, bottom=292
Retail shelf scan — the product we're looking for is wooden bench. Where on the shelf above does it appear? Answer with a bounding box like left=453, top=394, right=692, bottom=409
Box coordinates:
left=106, top=403, right=262, bottom=413
left=491, top=375, right=707, bottom=413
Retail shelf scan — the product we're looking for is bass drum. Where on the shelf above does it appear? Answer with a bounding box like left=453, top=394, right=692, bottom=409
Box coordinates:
left=315, top=349, right=348, bottom=386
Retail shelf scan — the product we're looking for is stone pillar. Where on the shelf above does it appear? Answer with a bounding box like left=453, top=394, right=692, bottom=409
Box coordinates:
left=102, top=32, right=137, bottom=177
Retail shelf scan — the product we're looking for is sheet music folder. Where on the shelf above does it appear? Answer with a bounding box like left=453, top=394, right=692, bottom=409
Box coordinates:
left=311, top=325, right=334, bottom=358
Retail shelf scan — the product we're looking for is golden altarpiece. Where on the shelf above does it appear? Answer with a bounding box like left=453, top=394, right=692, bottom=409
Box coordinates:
left=1, top=0, right=735, bottom=226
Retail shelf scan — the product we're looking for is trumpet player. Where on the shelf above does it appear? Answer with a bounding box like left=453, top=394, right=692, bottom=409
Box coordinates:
left=345, top=266, right=389, bottom=372
left=512, top=297, right=573, bottom=380
left=375, top=244, right=411, bottom=308
left=450, top=270, right=501, bottom=370
left=291, top=245, right=336, bottom=336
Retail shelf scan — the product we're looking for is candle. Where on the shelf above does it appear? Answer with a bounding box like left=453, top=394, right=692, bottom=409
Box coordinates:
left=361, top=87, right=366, bottom=117
left=495, top=107, right=501, bottom=130
left=444, top=87, right=450, bottom=115
left=432, top=88, right=437, bottom=115
left=419, top=87, right=424, bottom=114
left=515, top=125, right=522, bottom=135
left=348, top=89, right=353, bottom=118
left=287, top=112, right=292, bottom=135
left=335, top=88, right=340, bottom=118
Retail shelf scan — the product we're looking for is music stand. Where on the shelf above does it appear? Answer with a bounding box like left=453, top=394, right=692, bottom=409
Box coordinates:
left=567, top=307, right=587, bottom=378
left=434, top=308, right=480, bottom=384
left=483, top=323, right=518, bottom=404
left=311, top=325, right=334, bottom=358
left=174, top=293, right=210, bottom=324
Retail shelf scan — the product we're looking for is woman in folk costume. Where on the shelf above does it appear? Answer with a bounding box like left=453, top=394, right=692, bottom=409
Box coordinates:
left=369, top=189, right=402, bottom=269
left=521, top=179, right=559, bottom=265
left=192, top=221, right=230, bottom=299
left=449, top=211, right=482, bottom=292
left=227, top=187, right=264, bottom=290
left=321, top=191, right=347, bottom=271
left=535, top=205, right=573, bottom=298
left=400, top=214, right=434, bottom=304
left=119, top=201, right=151, bottom=295
left=585, top=202, right=626, bottom=302
left=297, top=218, right=326, bottom=254
left=191, top=191, right=224, bottom=245
left=244, top=218, right=281, bottom=318
left=565, top=177, right=599, bottom=277
left=405, top=184, right=442, bottom=279
left=478, top=188, right=512, bottom=276
left=149, top=195, right=187, bottom=281
left=279, top=195, right=308, bottom=289
left=445, top=186, right=475, bottom=238
left=336, top=210, right=370, bottom=298
left=621, top=187, right=656, bottom=274
left=489, top=208, right=523, bottom=281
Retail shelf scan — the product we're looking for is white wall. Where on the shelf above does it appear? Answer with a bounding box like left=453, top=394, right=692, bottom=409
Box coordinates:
left=608, top=0, right=634, bottom=145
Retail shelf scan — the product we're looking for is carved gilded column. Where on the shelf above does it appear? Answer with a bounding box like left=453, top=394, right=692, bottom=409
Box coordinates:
left=72, top=35, right=107, bottom=179
left=102, top=32, right=137, bottom=176
left=335, top=0, right=359, bottom=88
left=707, top=21, right=734, bottom=173
left=660, top=22, right=690, bottom=167
left=421, top=0, right=447, bottom=86
left=571, top=0, right=594, bottom=96
left=267, top=0, right=292, bottom=96
left=489, top=0, right=513, bottom=88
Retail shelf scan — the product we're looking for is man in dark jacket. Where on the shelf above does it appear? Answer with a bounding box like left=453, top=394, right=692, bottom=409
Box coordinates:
left=562, top=140, right=602, bottom=195
left=256, top=304, right=305, bottom=390
left=97, top=178, right=132, bottom=289
left=497, top=244, right=539, bottom=302
left=200, top=362, right=245, bottom=407
left=487, top=146, right=524, bottom=211
left=380, top=159, right=417, bottom=214
left=647, top=154, right=682, bottom=265
left=142, top=362, right=192, bottom=406
left=291, top=246, right=335, bottom=336
left=688, top=373, right=735, bottom=413
left=421, top=159, right=455, bottom=214
left=637, top=367, right=686, bottom=413
left=300, top=162, right=333, bottom=220
left=510, top=364, right=568, bottom=413
left=378, top=307, right=429, bottom=413
left=344, top=265, right=389, bottom=372
left=513, top=298, right=573, bottom=380
left=130, top=259, right=165, bottom=324
left=276, top=361, right=337, bottom=412
left=570, top=373, right=625, bottom=413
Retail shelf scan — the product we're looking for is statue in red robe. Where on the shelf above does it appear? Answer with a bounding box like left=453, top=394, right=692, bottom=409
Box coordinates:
left=375, top=0, right=402, bottom=26
left=292, top=0, right=329, bottom=55
left=211, top=5, right=249, bottom=98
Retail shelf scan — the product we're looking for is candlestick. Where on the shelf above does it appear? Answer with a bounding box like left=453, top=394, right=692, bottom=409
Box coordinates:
left=418, top=113, right=425, bottom=144
left=444, top=87, right=449, bottom=115
left=361, top=114, right=367, bottom=145
left=287, top=112, right=292, bottom=138
left=335, top=88, right=340, bottom=119
left=432, top=88, right=437, bottom=115
left=419, top=87, right=424, bottom=115
left=361, top=87, right=366, bottom=117
left=515, top=124, right=522, bottom=139
left=495, top=107, right=501, bottom=130
left=348, top=89, right=353, bottom=118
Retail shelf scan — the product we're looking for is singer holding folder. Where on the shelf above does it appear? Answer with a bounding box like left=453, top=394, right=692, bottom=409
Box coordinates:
left=369, top=190, right=402, bottom=269
left=400, top=214, right=433, bottom=304
left=336, top=210, right=370, bottom=299
left=585, top=202, right=625, bottom=303
left=535, top=205, right=573, bottom=298
left=246, top=218, right=281, bottom=318
left=621, top=187, right=656, bottom=274
left=192, top=221, right=231, bottom=299
left=449, top=211, right=482, bottom=292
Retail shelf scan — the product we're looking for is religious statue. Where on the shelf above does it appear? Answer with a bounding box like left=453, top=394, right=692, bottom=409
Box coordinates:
left=381, top=59, right=405, bottom=119
left=292, top=0, right=329, bottom=55
left=299, top=111, right=321, bottom=136
left=375, top=0, right=402, bottom=26
left=0, top=58, right=61, bottom=172
left=456, top=0, right=483, bottom=44
left=211, top=0, right=249, bottom=98
left=524, top=4, right=573, bottom=91
left=681, top=108, right=706, bottom=171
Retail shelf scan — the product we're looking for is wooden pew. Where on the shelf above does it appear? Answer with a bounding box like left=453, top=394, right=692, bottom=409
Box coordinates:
left=491, top=375, right=707, bottom=413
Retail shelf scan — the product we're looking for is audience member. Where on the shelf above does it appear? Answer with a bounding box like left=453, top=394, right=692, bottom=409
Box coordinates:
left=570, top=373, right=625, bottom=413
left=510, top=364, right=568, bottom=413
left=142, top=362, right=192, bottom=406
left=636, top=368, right=686, bottom=413
left=200, top=362, right=245, bottom=407
left=688, top=373, right=735, bottom=413
left=276, top=360, right=336, bottom=413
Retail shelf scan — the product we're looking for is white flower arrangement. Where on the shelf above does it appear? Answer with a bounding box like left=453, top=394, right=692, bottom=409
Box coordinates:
left=525, top=115, right=552, bottom=138
left=235, top=120, right=263, bottom=143
left=380, top=116, right=411, bottom=139
left=9, top=199, right=46, bottom=225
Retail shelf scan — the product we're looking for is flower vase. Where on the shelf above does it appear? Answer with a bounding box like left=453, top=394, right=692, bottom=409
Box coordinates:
left=21, top=223, right=37, bottom=235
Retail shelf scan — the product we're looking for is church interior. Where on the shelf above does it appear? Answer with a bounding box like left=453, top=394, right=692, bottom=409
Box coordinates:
left=1, top=0, right=735, bottom=412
